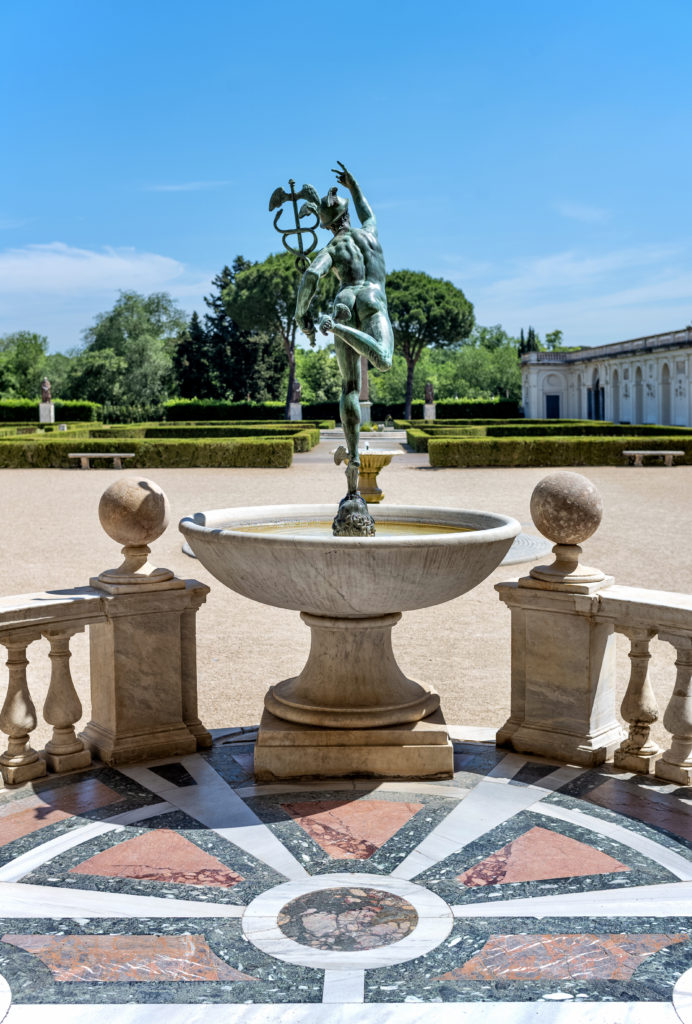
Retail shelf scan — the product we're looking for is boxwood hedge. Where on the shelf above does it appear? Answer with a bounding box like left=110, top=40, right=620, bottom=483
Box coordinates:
left=428, top=435, right=692, bottom=468
left=0, top=437, right=293, bottom=469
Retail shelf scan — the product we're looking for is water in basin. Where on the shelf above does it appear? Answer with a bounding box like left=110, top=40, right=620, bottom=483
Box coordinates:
left=230, top=520, right=472, bottom=538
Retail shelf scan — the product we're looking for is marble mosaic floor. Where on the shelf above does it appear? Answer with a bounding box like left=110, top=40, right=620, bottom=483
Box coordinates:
left=0, top=727, right=691, bottom=1023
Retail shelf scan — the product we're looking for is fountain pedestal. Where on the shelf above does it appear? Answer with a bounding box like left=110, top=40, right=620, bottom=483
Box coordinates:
left=256, top=610, right=452, bottom=780
left=254, top=707, right=452, bottom=781
left=180, top=503, right=519, bottom=782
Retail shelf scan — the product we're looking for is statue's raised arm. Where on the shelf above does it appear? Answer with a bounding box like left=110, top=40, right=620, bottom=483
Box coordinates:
left=332, top=161, right=376, bottom=234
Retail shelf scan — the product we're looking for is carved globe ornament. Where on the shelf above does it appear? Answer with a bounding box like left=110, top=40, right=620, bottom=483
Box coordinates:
left=95, top=477, right=180, bottom=591
left=529, top=472, right=609, bottom=589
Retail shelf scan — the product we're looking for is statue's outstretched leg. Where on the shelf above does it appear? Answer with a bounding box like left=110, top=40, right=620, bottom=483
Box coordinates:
left=325, top=309, right=394, bottom=372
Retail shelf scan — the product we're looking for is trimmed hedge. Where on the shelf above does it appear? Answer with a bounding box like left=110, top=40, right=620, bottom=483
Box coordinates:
left=164, top=400, right=338, bottom=422
left=164, top=397, right=521, bottom=422
left=0, top=437, right=293, bottom=469
left=428, top=435, right=692, bottom=468
left=88, top=423, right=320, bottom=453
left=484, top=423, right=692, bottom=438
left=0, top=400, right=101, bottom=422
left=406, top=426, right=485, bottom=452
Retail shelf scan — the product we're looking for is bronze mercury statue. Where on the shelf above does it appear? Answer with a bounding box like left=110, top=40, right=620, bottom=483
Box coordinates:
left=295, top=162, right=394, bottom=535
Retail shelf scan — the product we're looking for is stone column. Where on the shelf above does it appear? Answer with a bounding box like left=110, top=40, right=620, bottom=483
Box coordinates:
left=496, top=472, right=623, bottom=766
left=80, top=476, right=211, bottom=765
left=0, top=631, right=47, bottom=784
left=42, top=626, right=92, bottom=773
left=656, top=632, right=692, bottom=785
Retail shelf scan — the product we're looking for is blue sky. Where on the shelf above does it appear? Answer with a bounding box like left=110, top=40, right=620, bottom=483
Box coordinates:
left=1, top=0, right=691, bottom=353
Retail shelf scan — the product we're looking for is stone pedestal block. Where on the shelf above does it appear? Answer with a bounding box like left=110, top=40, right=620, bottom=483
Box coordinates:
left=81, top=580, right=209, bottom=765
left=423, top=403, right=436, bottom=421
left=254, top=707, right=454, bottom=782
left=39, top=402, right=55, bottom=424
left=496, top=581, right=624, bottom=766
left=264, top=612, right=441, bottom=730
left=359, top=400, right=372, bottom=425
left=289, top=403, right=302, bottom=421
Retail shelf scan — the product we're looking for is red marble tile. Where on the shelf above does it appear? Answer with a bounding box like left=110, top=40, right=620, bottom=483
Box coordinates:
left=281, top=799, right=423, bottom=859
left=457, top=826, right=630, bottom=886
left=69, top=828, right=244, bottom=888
left=437, top=933, right=688, bottom=982
left=0, top=780, right=124, bottom=847
left=585, top=780, right=692, bottom=841
left=2, top=933, right=256, bottom=983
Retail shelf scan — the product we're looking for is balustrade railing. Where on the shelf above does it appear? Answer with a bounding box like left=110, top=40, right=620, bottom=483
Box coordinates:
left=599, top=587, right=692, bottom=785
left=0, top=477, right=210, bottom=787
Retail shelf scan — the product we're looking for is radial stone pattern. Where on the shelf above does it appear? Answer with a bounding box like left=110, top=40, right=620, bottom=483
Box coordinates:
left=0, top=731, right=691, bottom=1023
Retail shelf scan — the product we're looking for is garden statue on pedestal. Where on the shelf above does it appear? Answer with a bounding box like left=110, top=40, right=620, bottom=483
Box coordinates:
left=294, top=163, right=394, bottom=535
left=39, top=377, right=55, bottom=424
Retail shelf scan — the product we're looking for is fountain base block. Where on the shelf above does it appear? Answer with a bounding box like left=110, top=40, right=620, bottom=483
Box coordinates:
left=253, top=707, right=454, bottom=782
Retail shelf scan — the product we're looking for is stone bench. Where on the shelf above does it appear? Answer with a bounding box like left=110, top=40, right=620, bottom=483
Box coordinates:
left=622, top=449, right=685, bottom=467
left=68, top=452, right=135, bottom=470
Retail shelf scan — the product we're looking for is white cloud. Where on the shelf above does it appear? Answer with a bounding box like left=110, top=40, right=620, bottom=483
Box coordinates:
left=441, top=242, right=692, bottom=348
left=145, top=180, right=232, bottom=192
left=0, top=243, right=187, bottom=294
left=554, top=200, right=610, bottom=224
left=0, top=242, right=212, bottom=351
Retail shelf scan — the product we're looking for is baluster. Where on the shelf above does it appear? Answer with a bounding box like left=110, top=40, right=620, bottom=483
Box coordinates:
left=614, top=627, right=660, bottom=773
left=0, top=633, right=47, bottom=785
left=42, top=627, right=91, bottom=773
left=656, top=632, right=692, bottom=785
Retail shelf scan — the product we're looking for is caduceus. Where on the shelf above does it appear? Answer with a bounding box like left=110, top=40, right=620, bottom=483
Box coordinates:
left=268, top=179, right=321, bottom=274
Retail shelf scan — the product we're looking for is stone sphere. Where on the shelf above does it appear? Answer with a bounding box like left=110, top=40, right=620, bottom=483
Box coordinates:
left=98, top=477, right=170, bottom=547
left=530, top=471, right=603, bottom=546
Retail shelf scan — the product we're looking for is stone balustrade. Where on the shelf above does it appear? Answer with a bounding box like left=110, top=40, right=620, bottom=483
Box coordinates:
left=497, top=471, right=692, bottom=786
left=0, top=477, right=210, bottom=787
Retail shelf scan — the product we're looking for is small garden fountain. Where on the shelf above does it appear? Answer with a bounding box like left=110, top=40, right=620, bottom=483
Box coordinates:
left=180, top=165, right=520, bottom=779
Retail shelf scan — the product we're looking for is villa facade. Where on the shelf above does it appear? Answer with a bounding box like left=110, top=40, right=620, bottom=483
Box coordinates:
left=520, top=326, right=692, bottom=424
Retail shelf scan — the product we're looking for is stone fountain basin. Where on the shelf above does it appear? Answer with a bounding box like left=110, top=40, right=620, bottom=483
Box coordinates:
left=179, top=504, right=520, bottom=619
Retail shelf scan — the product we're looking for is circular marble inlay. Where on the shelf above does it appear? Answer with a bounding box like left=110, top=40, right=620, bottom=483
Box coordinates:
left=242, top=872, right=454, bottom=970
left=277, top=886, right=418, bottom=951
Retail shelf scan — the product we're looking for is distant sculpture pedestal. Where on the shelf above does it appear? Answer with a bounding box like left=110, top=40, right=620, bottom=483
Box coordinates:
left=359, top=400, right=372, bottom=424
left=423, top=403, right=436, bottom=421
left=289, top=403, right=302, bottom=421
left=39, top=402, right=55, bottom=424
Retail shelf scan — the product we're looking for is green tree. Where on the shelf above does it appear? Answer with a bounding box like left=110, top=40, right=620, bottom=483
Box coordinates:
left=225, top=252, right=334, bottom=415
left=80, top=291, right=187, bottom=406
left=544, top=329, right=564, bottom=350
left=64, top=349, right=128, bottom=405
left=203, top=260, right=285, bottom=402
left=173, top=312, right=212, bottom=399
left=385, top=270, right=475, bottom=419
left=0, top=331, right=48, bottom=398
left=295, top=345, right=342, bottom=403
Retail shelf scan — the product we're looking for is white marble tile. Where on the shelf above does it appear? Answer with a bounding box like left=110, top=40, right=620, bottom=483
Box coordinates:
left=4, top=1002, right=682, bottom=1023
left=0, top=802, right=172, bottom=883
left=536, top=802, right=692, bottom=880
left=452, top=880, right=692, bottom=917
left=392, top=765, right=583, bottom=880
left=322, top=970, right=365, bottom=1004
left=0, top=881, right=245, bottom=918
left=673, top=965, right=692, bottom=1024
left=446, top=725, right=497, bottom=742
left=120, top=757, right=308, bottom=880
left=0, top=973, right=10, bottom=1024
